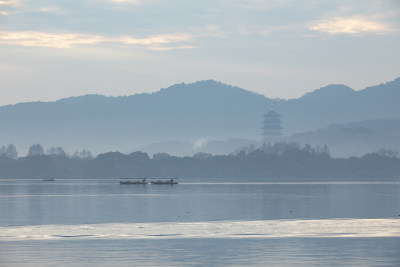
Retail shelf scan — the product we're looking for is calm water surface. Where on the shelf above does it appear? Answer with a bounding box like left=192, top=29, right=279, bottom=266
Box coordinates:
left=0, top=178, right=399, bottom=266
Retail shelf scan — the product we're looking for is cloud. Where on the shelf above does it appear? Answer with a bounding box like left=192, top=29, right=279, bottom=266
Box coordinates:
left=0, top=0, right=20, bottom=15
left=0, top=31, right=105, bottom=48
left=310, top=17, right=390, bottom=35
left=0, top=31, right=195, bottom=50
left=0, top=0, right=20, bottom=6
left=234, top=0, right=293, bottom=10
left=107, top=0, right=141, bottom=4
left=38, top=7, right=65, bottom=14
left=149, top=45, right=196, bottom=51
left=119, top=33, right=192, bottom=45
left=118, top=33, right=195, bottom=50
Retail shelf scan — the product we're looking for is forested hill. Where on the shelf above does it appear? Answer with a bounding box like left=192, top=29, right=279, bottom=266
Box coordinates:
left=1, top=143, right=399, bottom=180
left=0, top=78, right=399, bottom=155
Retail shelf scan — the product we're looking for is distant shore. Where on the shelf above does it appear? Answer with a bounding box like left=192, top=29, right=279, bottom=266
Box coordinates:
left=1, top=146, right=399, bottom=181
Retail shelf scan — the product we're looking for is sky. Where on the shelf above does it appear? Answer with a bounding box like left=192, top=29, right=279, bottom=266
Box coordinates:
left=0, top=0, right=399, bottom=106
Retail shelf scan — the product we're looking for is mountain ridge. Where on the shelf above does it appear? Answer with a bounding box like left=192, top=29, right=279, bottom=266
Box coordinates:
left=2, top=77, right=399, bottom=108
left=0, top=78, right=399, bottom=156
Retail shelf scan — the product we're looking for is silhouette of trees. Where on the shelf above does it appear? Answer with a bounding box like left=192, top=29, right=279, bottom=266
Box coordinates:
left=240, top=142, right=330, bottom=157
left=0, top=142, right=398, bottom=179
left=72, top=149, right=93, bottom=159
left=28, top=144, right=45, bottom=156
left=152, top=153, right=172, bottom=160
left=376, top=148, right=398, bottom=158
left=47, top=147, right=67, bottom=157
left=0, top=144, right=18, bottom=159
left=193, top=152, right=212, bottom=159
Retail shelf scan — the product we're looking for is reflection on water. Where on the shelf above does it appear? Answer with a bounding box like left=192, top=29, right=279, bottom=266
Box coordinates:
left=0, top=179, right=399, bottom=226
left=1, top=238, right=400, bottom=266
left=0, top=179, right=399, bottom=266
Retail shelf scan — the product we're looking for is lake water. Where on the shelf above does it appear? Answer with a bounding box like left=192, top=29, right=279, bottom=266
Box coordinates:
left=0, top=178, right=400, bottom=266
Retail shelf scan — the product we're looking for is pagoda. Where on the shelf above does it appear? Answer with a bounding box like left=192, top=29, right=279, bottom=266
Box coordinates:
left=262, top=105, right=282, bottom=140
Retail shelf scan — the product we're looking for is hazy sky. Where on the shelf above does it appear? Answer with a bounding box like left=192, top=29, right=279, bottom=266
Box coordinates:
left=1, top=0, right=399, bottom=105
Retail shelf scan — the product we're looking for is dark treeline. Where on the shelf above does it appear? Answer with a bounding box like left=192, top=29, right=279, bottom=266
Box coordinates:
left=0, top=142, right=399, bottom=180
left=0, top=143, right=93, bottom=159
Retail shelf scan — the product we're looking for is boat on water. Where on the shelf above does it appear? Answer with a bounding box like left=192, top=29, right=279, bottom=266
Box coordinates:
left=150, top=178, right=178, bottom=185
left=119, top=178, right=147, bottom=185
left=43, top=178, right=55, bottom=181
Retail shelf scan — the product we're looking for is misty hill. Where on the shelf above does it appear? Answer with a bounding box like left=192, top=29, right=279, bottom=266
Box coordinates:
left=137, top=119, right=400, bottom=157
left=280, top=78, right=400, bottom=134
left=0, top=81, right=266, bottom=154
left=0, top=78, right=399, bottom=155
left=286, top=119, right=400, bottom=157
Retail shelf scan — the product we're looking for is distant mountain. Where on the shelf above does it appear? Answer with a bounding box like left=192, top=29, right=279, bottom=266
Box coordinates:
left=286, top=119, right=400, bottom=157
left=137, top=119, right=400, bottom=157
left=279, top=78, right=400, bottom=134
left=0, top=78, right=399, bottom=156
left=0, top=80, right=268, bottom=155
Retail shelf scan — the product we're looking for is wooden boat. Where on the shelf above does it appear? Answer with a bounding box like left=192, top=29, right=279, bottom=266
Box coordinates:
left=150, top=178, right=178, bottom=185
left=119, top=178, right=147, bottom=185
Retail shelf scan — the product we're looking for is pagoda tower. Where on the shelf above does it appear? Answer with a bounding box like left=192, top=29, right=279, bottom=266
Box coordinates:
left=262, top=105, right=282, bottom=141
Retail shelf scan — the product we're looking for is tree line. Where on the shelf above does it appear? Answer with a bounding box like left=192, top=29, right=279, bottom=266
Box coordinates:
left=0, top=142, right=399, bottom=180
left=0, top=143, right=93, bottom=159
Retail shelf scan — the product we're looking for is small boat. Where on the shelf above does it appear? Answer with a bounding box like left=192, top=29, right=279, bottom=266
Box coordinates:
left=119, top=178, right=147, bottom=185
left=43, top=178, right=55, bottom=181
left=150, top=178, right=178, bottom=185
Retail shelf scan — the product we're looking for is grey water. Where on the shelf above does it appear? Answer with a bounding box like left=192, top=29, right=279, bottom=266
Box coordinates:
left=1, top=178, right=400, bottom=266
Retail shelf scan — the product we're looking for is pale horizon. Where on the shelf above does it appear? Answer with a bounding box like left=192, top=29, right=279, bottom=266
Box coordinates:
left=1, top=0, right=400, bottom=106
